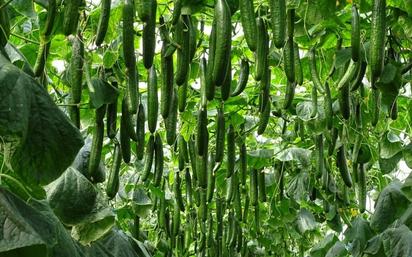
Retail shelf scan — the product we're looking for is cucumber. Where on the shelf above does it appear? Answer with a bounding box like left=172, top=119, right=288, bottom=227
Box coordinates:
left=206, top=22, right=217, bottom=100
left=122, top=0, right=138, bottom=114
left=225, top=173, right=235, bottom=203
left=355, top=98, right=363, bottom=129
left=178, top=135, right=188, bottom=171
left=339, top=83, right=350, bottom=120
left=197, top=151, right=208, bottom=189
left=309, top=48, right=323, bottom=90
left=171, top=0, right=182, bottom=25
left=257, top=96, right=271, bottom=135
left=63, top=0, right=82, bottom=35
left=371, top=89, right=381, bottom=126
left=120, top=100, right=131, bottom=163
left=212, top=0, right=232, bottom=86
left=283, top=36, right=295, bottom=83
left=324, top=81, right=333, bottom=129
left=136, top=0, right=153, bottom=22
left=68, top=34, right=84, bottom=128
left=370, top=0, right=386, bottom=86
left=0, top=0, right=10, bottom=47
left=337, top=59, right=359, bottom=90
left=154, top=132, right=164, bottom=186
left=328, top=127, right=338, bottom=156
left=357, top=163, right=366, bottom=213
left=255, top=17, right=268, bottom=81
left=250, top=168, right=258, bottom=206
left=174, top=171, right=185, bottom=211
left=165, top=88, right=178, bottom=145
left=106, top=81, right=118, bottom=139
left=316, top=134, right=324, bottom=178
left=106, top=141, right=122, bottom=199
left=239, top=141, right=247, bottom=187
left=336, top=145, right=352, bottom=187
left=270, top=0, right=286, bottom=48
left=188, top=16, right=197, bottom=62
left=351, top=4, right=360, bottom=62
left=185, top=168, right=193, bottom=207
left=231, top=59, right=249, bottom=96
left=95, top=0, right=111, bottom=46
left=175, top=15, right=191, bottom=86
left=215, top=105, right=225, bottom=163
left=172, top=202, right=181, bottom=237
left=135, top=103, right=145, bottom=160
left=122, top=97, right=138, bottom=142
left=260, top=67, right=271, bottom=113
left=294, top=43, right=303, bottom=85
left=283, top=81, right=296, bottom=109
left=188, top=135, right=197, bottom=179
left=42, top=0, right=57, bottom=38
left=147, top=66, right=158, bottom=133
left=221, top=55, right=232, bottom=101
left=196, top=107, right=208, bottom=156
left=89, top=106, right=106, bottom=179
left=287, top=8, right=295, bottom=38
left=239, top=0, right=257, bottom=51
left=178, top=81, right=187, bottom=112
left=350, top=61, right=367, bottom=92
left=160, top=40, right=174, bottom=118
left=226, top=124, right=235, bottom=178
left=142, top=134, right=155, bottom=181
left=258, top=170, right=266, bottom=202
left=207, top=155, right=216, bottom=202
left=142, top=0, right=156, bottom=69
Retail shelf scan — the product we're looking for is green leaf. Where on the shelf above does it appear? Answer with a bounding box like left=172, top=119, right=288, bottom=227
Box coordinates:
left=381, top=225, right=412, bottom=257
left=325, top=241, right=348, bottom=257
left=310, top=234, right=339, bottom=257
left=87, top=78, right=119, bottom=109
left=370, top=181, right=410, bottom=232
left=379, top=152, right=403, bottom=174
left=132, top=187, right=153, bottom=218
left=344, top=217, right=374, bottom=257
left=399, top=205, right=412, bottom=230
left=380, top=131, right=403, bottom=159
left=295, top=208, right=317, bottom=234
left=276, top=147, right=311, bottom=168
left=0, top=55, right=84, bottom=186
left=46, top=167, right=98, bottom=226
left=402, top=143, right=412, bottom=169
left=401, top=172, right=412, bottom=201
left=103, top=51, right=119, bottom=69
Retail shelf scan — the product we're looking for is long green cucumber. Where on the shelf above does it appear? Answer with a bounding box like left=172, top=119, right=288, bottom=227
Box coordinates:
left=215, top=105, right=225, bottom=163
left=270, top=0, right=286, bottom=48
left=160, top=41, right=174, bottom=118
left=106, top=81, right=118, bottom=139
left=337, top=59, right=359, bottom=90
left=174, top=171, right=185, bottom=211
left=197, top=150, right=208, bottom=189
left=370, top=0, right=386, bottom=86
left=196, top=107, right=208, bottom=156
left=207, top=155, right=216, bottom=202
left=63, top=0, right=82, bottom=35
left=371, top=89, right=381, bottom=126
left=120, top=99, right=131, bottom=163
left=178, top=135, right=188, bottom=171
left=255, top=17, right=268, bottom=81
left=258, top=170, right=266, bottom=202
left=122, top=0, right=138, bottom=114
left=142, top=0, right=156, bottom=69
left=147, top=66, right=158, bottom=133
left=324, top=81, right=333, bottom=129
left=206, top=22, right=216, bottom=100
left=350, top=61, right=367, bottom=92
left=260, top=67, right=270, bottom=113
left=221, top=54, right=232, bottom=101
left=188, top=135, right=197, bottom=179
left=89, top=106, right=106, bottom=179
left=351, top=4, right=360, bottom=62
left=309, top=48, right=323, bottom=91
left=122, top=97, right=138, bottom=142
left=135, top=103, right=145, bottom=160
left=339, top=83, right=350, bottom=120
left=136, top=0, right=153, bottom=22
left=283, top=81, right=296, bottom=109
left=106, top=141, right=122, bottom=199
left=283, top=36, right=295, bottom=83
left=257, top=96, right=271, bottom=135
left=336, top=145, right=352, bottom=187
left=68, top=34, right=84, bottom=128
left=185, top=168, right=193, bottom=207
left=212, top=0, right=232, bottom=86
left=226, top=124, right=235, bottom=178
left=357, top=163, right=366, bottom=213
left=175, top=15, right=191, bottom=86
left=239, top=0, right=257, bottom=51
left=188, top=16, right=197, bottom=62
left=165, top=88, right=178, bottom=145
left=294, top=43, right=303, bottom=85
left=95, top=0, right=111, bottom=46
left=154, top=132, right=164, bottom=186
left=141, top=134, right=155, bottom=181
left=250, top=168, right=258, bottom=206
left=171, top=0, right=182, bottom=25
left=239, top=141, right=247, bottom=187
left=0, top=0, right=10, bottom=47
left=178, top=81, right=187, bottom=112
left=231, top=59, right=249, bottom=96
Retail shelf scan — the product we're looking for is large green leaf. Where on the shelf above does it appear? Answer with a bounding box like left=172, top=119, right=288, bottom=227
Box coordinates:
left=325, top=241, right=348, bottom=257
left=344, top=217, right=375, bottom=257
left=370, top=182, right=410, bottom=232
left=310, top=234, right=339, bottom=257
left=295, top=208, right=317, bottom=234
left=0, top=55, right=84, bottom=186
left=381, top=225, right=412, bottom=257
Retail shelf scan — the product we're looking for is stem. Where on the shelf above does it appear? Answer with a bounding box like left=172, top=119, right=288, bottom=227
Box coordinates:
left=11, top=32, right=40, bottom=45
left=0, top=174, right=32, bottom=199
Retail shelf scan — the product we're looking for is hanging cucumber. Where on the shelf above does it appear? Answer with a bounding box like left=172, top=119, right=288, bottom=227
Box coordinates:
left=215, top=105, right=225, bottom=163
left=324, top=82, right=333, bottom=129
left=250, top=168, right=258, bottom=206
left=370, top=0, right=386, bottom=87
left=239, top=0, right=257, bottom=51
left=309, top=48, right=323, bottom=91
left=120, top=100, right=131, bottom=163
left=221, top=55, right=232, bottom=101
left=337, top=60, right=359, bottom=90
left=178, top=135, right=188, bottom=171
left=283, top=81, right=296, bottom=109
left=185, top=168, right=193, bottom=207
left=339, top=83, right=350, bottom=120
left=142, top=0, right=156, bottom=69
left=136, top=0, right=154, bottom=22
left=257, top=95, right=271, bottom=135
left=0, top=0, right=10, bottom=47
left=371, top=89, right=381, bottom=126
left=357, top=163, right=366, bottom=213
left=197, top=151, right=208, bottom=189
left=89, top=106, right=106, bottom=179
left=231, top=59, right=249, bottom=96
left=68, top=34, right=84, bottom=128
left=165, top=88, right=178, bottom=146
left=171, top=0, right=182, bottom=25
left=294, top=43, right=303, bottom=85
left=95, top=0, right=111, bottom=46
left=122, top=0, right=138, bottom=114
left=63, top=0, right=82, bottom=35
left=178, top=81, right=188, bottom=112
left=160, top=37, right=174, bottom=118
left=196, top=107, right=208, bottom=156
left=188, top=16, right=197, bottom=62
left=147, top=66, right=158, bottom=133
left=154, top=132, right=164, bottom=186
left=336, top=145, right=352, bottom=187
left=255, top=17, right=268, bottom=81
left=106, top=82, right=118, bottom=139
left=175, top=15, right=191, bottom=86
left=259, top=67, right=271, bottom=113
left=283, top=37, right=295, bottom=83
left=226, top=124, right=235, bottom=178
left=212, top=0, right=232, bottom=86
left=351, top=4, right=360, bottom=62
left=135, top=103, right=145, bottom=160
left=206, top=22, right=217, bottom=100
left=270, top=0, right=286, bottom=48
left=174, top=171, right=185, bottom=211
left=258, top=170, right=266, bottom=202
left=142, top=134, right=155, bottom=181
left=106, top=141, right=122, bottom=199
left=350, top=61, right=367, bottom=92
left=239, top=141, right=247, bottom=187
left=207, top=155, right=216, bottom=202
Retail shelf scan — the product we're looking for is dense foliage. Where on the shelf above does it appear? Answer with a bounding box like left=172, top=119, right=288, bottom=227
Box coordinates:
left=1, top=0, right=412, bottom=256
